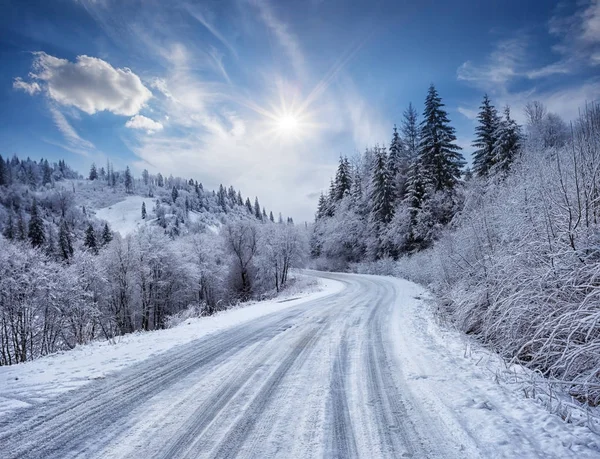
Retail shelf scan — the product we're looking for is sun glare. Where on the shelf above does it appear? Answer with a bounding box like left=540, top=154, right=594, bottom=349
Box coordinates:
left=277, top=114, right=299, bottom=133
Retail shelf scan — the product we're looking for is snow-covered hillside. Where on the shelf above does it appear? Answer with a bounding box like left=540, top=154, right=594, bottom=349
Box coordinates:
left=94, top=195, right=150, bottom=236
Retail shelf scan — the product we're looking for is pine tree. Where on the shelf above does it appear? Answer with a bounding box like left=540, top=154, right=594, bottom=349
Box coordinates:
left=387, top=125, right=406, bottom=200
left=369, top=146, right=395, bottom=225
left=42, top=159, right=52, bottom=185
left=492, top=106, right=522, bottom=174
left=3, top=209, right=14, bottom=240
left=124, top=166, right=133, bottom=192
left=237, top=191, right=244, bottom=206
left=402, top=103, right=420, bottom=161
left=141, top=201, right=147, bottom=219
left=254, top=197, right=262, bottom=220
left=418, top=84, right=464, bottom=191
left=28, top=198, right=45, bottom=247
left=334, top=156, right=352, bottom=201
left=89, top=163, right=98, bottom=181
left=172, top=186, right=179, bottom=203
left=217, top=185, right=227, bottom=211
left=157, top=173, right=164, bottom=187
left=102, top=222, right=113, bottom=245
left=269, top=211, right=275, bottom=222
left=84, top=223, right=98, bottom=254
left=59, top=219, right=74, bottom=260
left=472, top=94, right=500, bottom=177
left=262, top=208, right=267, bottom=220
left=245, top=197, right=253, bottom=213
left=316, top=192, right=327, bottom=220
left=17, top=211, right=26, bottom=240
left=0, top=153, right=5, bottom=186
left=142, top=169, right=149, bottom=185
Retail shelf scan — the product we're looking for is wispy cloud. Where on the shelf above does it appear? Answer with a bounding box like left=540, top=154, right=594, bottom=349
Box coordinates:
left=186, top=5, right=238, bottom=58
left=48, top=105, right=95, bottom=155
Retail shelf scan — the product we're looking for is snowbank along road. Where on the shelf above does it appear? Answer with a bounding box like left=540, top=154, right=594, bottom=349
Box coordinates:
left=1, top=272, right=598, bottom=458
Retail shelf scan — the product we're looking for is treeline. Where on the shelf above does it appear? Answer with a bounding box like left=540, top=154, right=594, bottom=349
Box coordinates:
left=0, top=157, right=307, bottom=366
left=313, top=84, right=600, bottom=404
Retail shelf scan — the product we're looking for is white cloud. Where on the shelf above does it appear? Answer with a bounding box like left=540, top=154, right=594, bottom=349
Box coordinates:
left=125, top=114, right=164, bottom=133
left=19, top=52, right=152, bottom=116
left=12, top=77, right=41, bottom=95
left=457, top=106, right=478, bottom=121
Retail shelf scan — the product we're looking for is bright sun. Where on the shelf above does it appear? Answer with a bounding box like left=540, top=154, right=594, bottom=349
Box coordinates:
left=276, top=114, right=299, bottom=133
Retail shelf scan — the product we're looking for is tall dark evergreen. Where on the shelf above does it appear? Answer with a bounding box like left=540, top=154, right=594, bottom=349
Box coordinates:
left=0, top=154, right=5, bottom=186
left=388, top=125, right=408, bottom=200
left=418, top=84, right=464, bottom=191
left=316, top=192, right=327, bottom=220
left=89, top=163, right=98, bottom=181
left=334, top=156, right=352, bottom=201
left=124, top=166, right=133, bottom=192
left=141, top=201, right=147, bottom=219
left=84, top=223, right=98, bottom=255
left=59, top=219, right=74, bottom=260
left=492, top=106, right=522, bottom=174
left=269, top=211, right=275, bottom=222
left=401, top=103, right=419, bottom=161
left=369, top=146, right=394, bottom=225
left=172, top=186, right=179, bottom=203
left=254, top=197, right=262, bottom=220
left=42, top=159, right=52, bottom=185
left=472, top=94, right=500, bottom=177
left=28, top=198, right=45, bottom=248
left=101, top=222, right=113, bottom=246
left=3, top=210, right=15, bottom=240
left=245, top=197, right=253, bottom=213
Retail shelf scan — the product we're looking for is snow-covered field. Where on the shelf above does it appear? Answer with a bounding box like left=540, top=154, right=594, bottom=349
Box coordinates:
left=0, top=277, right=343, bottom=420
left=1, top=272, right=599, bottom=458
left=94, top=195, right=151, bottom=236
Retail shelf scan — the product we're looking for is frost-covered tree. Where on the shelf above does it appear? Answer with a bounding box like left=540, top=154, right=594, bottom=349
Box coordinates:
left=402, top=103, right=419, bottom=161
left=472, top=94, right=500, bottom=177
left=171, top=186, right=179, bottom=204
left=334, top=156, right=352, bottom=201
left=141, top=201, right=147, bottom=219
left=418, top=84, right=464, bottom=191
left=28, top=198, right=45, bottom=248
left=369, top=146, right=395, bottom=225
left=89, top=163, right=98, bottom=181
left=84, top=223, right=98, bottom=255
left=245, top=197, right=253, bottom=214
left=124, top=166, right=133, bottom=193
left=101, top=222, right=113, bottom=246
left=59, top=219, right=74, bottom=260
left=492, top=106, right=521, bottom=174
left=254, top=197, right=262, bottom=220
left=0, top=153, right=6, bottom=186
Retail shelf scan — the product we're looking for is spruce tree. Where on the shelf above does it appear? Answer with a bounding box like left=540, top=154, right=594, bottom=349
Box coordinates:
left=402, top=103, right=420, bottom=161
left=124, top=166, right=133, bottom=192
left=387, top=125, right=405, bottom=200
left=59, top=219, right=74, bottom=260
left=42, top=159, right=52, bottom=186
left=472, top=94, right=500, bottom=177
left=369, top=146, right=394, bottom=225
left=28, top=198, right=45, bottom=247
left=89, top=163, right=98, bottom=181
left=84, top=223, right=98, bottom=254
left=262, top=208, right=267, bottom=220
left=0, top=153, right=5, bottom=186
left=492, top=106, right=521, bottom=174
left=101, top=222, right=113, bottom=245
left=237, top=191, right=243, bottom=206
left=17, top=211, right=26, bottom=240
left=3, top=210, right=14, bottom=240
left=418, top=84, right=464, bottom=191
left=245, top=197, right=253, bottom=213
left=316, top=193, right=327, bottom=220
left=172, top=186, right=179, bottom=203
left=141, top=202, right=147, bottom=219
left=269, top=211, right=275, bottom=222
left=334, top=156, right=352, bottom=201
left=254, top=197, right=262, bottom=220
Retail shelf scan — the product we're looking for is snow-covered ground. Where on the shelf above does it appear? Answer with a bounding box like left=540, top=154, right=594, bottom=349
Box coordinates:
left=1, top=272, right=599, bottom=458
left=94, top=195, right=151, bottom=236
left=0, top=277, right=343, bottom=420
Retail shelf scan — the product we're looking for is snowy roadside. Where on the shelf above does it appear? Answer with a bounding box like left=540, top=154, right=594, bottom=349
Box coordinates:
left=382, top=275, right=600, bottom=458
left=0, top=276, right=345, bottom=420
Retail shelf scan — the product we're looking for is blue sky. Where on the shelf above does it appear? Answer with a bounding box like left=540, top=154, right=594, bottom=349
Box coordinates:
left=1, top=0, right=599, bottom=221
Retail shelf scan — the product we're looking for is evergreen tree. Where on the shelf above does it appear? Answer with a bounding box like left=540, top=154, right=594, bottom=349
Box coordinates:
left=172, top=186, right=179, bottom=203
left=3, top=209, right=14, bottom=240
left=245, top=197, right=253, bottom=213
left=254, top=197, right=262, bottom=220
left=89, top=163, right=98, bottom=181
left=402, top=103, right=420, bottom=161
left=84, top=223, right=98, bottom=254
left=17, top=211, right=26, bottom=240
left=141, top=201, right=147, bottom=219
left=101, top=222, right=113, bottom=245
left=217, top=184, right=227, bottom=211
left=492, top=106, right=522, bottom=174
left=262, top=208, right=267, bottom=220
left=316, top=192, right=327, bottom=220
left=142, top=169, right=149, bottom=185
left=28, top=198, right=45, bottom=247
left=269, top=211, right=275, bottom=222
left=369, top=146, right=395, bottom=225
left=387, top=125, right=407, bottom=200
left=157, top=173, right=164, bottom=187
left=124, top=166, right=133, bottom=192
left=42, top=159, right=52, bottom=185
left=237, top=191, right=244, bottom=206
left=334, top=156, right=352, bottom=201
left=0, top=153, right=5, bottom=186
left=472, top=94, right=500, bottom=177
left=58, top=219, right=74, bottom=260
left=418, top=84, right=464, bottom=191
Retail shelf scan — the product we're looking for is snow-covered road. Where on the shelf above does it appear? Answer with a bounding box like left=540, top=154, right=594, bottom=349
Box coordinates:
left=1, top=273, right=598, bottom=458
